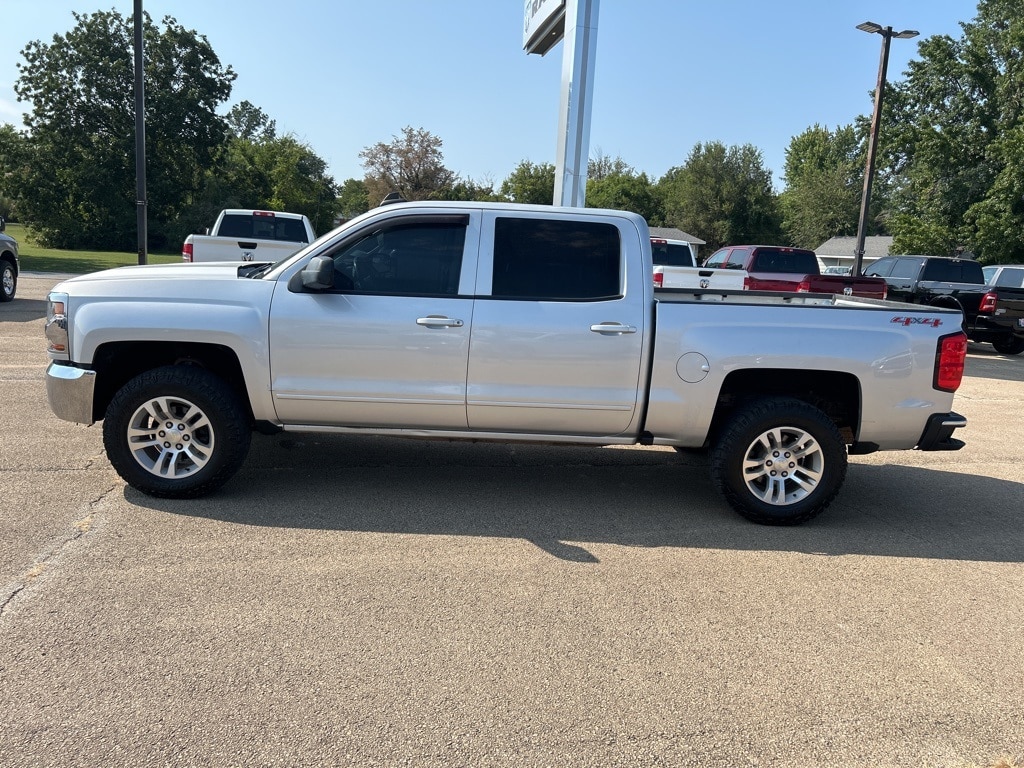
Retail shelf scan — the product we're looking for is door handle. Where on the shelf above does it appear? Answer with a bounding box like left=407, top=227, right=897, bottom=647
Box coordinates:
left=590, top=322, right=637, bottom=335
left=416, top=315, right=464, bottom=328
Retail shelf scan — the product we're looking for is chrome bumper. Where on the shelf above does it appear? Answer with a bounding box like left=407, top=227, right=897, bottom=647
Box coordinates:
left=46, top=362, right=96, bottom=425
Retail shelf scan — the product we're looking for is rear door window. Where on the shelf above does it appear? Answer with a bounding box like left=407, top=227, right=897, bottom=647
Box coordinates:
left=888, top=258, right=922, bottom=279
left=491, top=217, right=621, bottom=300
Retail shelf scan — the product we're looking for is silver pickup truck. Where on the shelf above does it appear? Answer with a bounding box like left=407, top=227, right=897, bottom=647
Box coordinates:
left=45, top=201, right=968, bottom=525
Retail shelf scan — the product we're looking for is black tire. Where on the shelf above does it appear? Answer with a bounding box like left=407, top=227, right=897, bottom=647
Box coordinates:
left=102, top=365, right=251, bottom=498
left=992, top=335, right=1024, bottom=355
left=710, top=397, right=847, bottom=525
left=0, top=261, right=15, bottom=302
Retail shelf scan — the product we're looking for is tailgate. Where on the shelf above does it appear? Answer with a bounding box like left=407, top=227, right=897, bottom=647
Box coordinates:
left=807, top=275, right=888, bottom=298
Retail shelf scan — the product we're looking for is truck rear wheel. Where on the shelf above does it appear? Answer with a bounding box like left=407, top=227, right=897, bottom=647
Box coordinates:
left=992, top=335, right=1024, bottom=355
left=710, top=397, right=847, bottom=525
left=102, top=365, right=251, bottom=498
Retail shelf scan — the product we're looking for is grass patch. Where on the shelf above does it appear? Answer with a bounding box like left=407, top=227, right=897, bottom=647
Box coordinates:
left=7, top=222, right=180, bottom=274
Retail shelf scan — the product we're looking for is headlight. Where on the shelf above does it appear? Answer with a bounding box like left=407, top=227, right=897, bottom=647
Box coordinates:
left=46, top=291, right=70, bottom=359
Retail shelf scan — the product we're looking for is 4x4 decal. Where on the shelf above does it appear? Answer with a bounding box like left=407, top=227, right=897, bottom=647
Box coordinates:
left=891, top=316, right=944, bottom=327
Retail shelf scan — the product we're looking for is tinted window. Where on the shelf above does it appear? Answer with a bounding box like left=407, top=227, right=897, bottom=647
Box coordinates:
left=651, top=241, right=694, bottom=267
left=331, top=220, right=466, bottom=295
left=865, top=257, right=894, bottom=277
left=219, top=214, right=311, bottom=243
left=887, top=258, right=921, bottom=279
left=492, top=218, right=620, bottom=300
left=724, top=248, right=752, bottom=270
left=749, top=248, right=818, bottom=274
left=920, top=259, right=984, bottom=283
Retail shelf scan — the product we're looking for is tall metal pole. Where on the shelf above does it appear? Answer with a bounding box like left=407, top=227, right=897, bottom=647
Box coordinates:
left=553, top=0, right=599, bottom=208
left=133, top=0, right=148, bottom=265
left=853, top=23, right=917, bottom=276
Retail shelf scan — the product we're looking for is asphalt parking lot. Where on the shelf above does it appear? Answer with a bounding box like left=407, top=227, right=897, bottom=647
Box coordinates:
left=1, top=273, right=1022, bottom=767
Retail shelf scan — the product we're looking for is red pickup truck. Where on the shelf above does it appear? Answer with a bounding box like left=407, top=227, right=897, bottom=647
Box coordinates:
left=703, top=245, right=888, bottom=299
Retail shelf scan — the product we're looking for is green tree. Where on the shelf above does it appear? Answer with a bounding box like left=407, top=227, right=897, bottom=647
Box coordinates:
left=779, top=124, right=863, bottom=249
left=336, top=178, right=370, bottom=221
left=14, top=10, right=235, bottom=250
left=225, top=100, right=276, bottom=142
left=359, top=126, right=456, bottom=203
left=0, top=124, right=30, bottom=221
left=499, top=160, right=555, bottom=204
left=586, top=172, right=663, bottom=224
left=434, top=177, right=505, bottom=202
left=883, top=0, right=1024, bottom=261
left=658, top=142, right=782, bottom=252
left=174, top=106, right=339, bottom=241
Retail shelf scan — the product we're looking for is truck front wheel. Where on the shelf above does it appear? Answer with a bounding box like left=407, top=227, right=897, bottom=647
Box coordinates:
left=102, top=365, right=251, bottom=498
left=710, top=397, right=847, bottom=525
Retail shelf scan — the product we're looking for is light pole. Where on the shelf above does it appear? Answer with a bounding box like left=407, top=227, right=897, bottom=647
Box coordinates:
left=852, top=21, right=918, bottom=276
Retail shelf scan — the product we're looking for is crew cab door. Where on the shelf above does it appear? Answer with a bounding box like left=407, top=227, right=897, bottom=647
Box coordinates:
left=466, top=211, right=647, bottom=436
left=268, top=211, right=479, bottom=429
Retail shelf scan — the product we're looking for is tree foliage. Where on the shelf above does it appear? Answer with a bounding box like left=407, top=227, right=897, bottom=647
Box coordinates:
left=499, top=160, right=555, bottom=205
left=779, top=124, right=863, bottom=249
left=14, top=10, right=235, bottom=249
left=883, top=0, right=1024, bottom=261
left=0, top=124, right=29, bottom=220
left=359, top=126, right=456, bottom=203
left=657, top=142, right=782, bottom=252
left=587, top=171, right=663, bottom=224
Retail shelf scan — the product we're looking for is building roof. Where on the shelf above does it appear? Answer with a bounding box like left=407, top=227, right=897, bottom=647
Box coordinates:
left=816, top=235, right=893, bottom=260
left=650, top=226, right=706, bottom=245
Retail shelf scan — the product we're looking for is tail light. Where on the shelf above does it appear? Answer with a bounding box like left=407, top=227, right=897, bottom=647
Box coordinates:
left=796, top=279, right=811, bottom=292
left=182, top=242, right=193, bottom=263
left=978, top=291, right=997, bottom=314
left=743, top=276, right=751, bottom=290
left=653, top=272, right=664, bottom=288
left=934, top=332, right=968, bottom=392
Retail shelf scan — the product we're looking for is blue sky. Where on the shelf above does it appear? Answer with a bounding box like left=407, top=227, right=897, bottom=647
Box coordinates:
left=1, top=1, right=974, bottom=191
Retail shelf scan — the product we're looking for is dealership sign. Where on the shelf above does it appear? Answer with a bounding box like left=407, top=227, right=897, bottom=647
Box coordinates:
left=524, top=0, right=566, bottom=55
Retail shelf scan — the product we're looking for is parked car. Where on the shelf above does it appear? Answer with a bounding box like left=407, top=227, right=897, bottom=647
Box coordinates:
left=0, top=223, right=19, bottom=302
left=865, top=255, right=1024, bottom=354
left=703, top=245, right=888, bottom=298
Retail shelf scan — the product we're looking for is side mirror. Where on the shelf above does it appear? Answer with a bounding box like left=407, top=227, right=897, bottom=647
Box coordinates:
left=300, top=255, right=335, bottom=290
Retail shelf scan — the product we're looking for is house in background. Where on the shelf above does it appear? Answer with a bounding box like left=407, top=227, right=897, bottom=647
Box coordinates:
left=815, top=235, right=893, bottom=272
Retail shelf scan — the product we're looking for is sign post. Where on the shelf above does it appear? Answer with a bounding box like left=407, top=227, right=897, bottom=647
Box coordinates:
left=524, top=0, right=600, bottom=208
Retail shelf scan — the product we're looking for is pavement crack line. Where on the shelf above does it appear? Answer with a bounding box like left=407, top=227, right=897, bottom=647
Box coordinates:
left=0, top=483, right=117, bottom=619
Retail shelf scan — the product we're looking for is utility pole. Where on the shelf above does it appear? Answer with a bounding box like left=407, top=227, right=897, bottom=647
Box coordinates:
left=134, top=0, right=148, bottom=265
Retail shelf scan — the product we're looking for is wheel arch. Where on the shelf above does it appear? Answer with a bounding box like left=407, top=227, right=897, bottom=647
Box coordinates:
left=90, top=341, right=251, bottom=423
left=708, top=368, right=861, bottom=446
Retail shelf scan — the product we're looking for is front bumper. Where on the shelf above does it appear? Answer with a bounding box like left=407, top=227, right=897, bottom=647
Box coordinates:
left=46, top=362, right=96, bottom=425
left=917, top=411, right=966, bottom=451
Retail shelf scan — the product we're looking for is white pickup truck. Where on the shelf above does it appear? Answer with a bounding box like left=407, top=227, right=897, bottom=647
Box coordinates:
left=182, top=209, right=315, bottom=263
left=45, top=201, right=968, bottom=525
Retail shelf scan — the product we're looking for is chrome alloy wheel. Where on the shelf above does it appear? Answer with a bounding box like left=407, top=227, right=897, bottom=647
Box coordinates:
left=126, top=395, right=215, bottom=479
left=741, top=426, right=824, bottom=506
